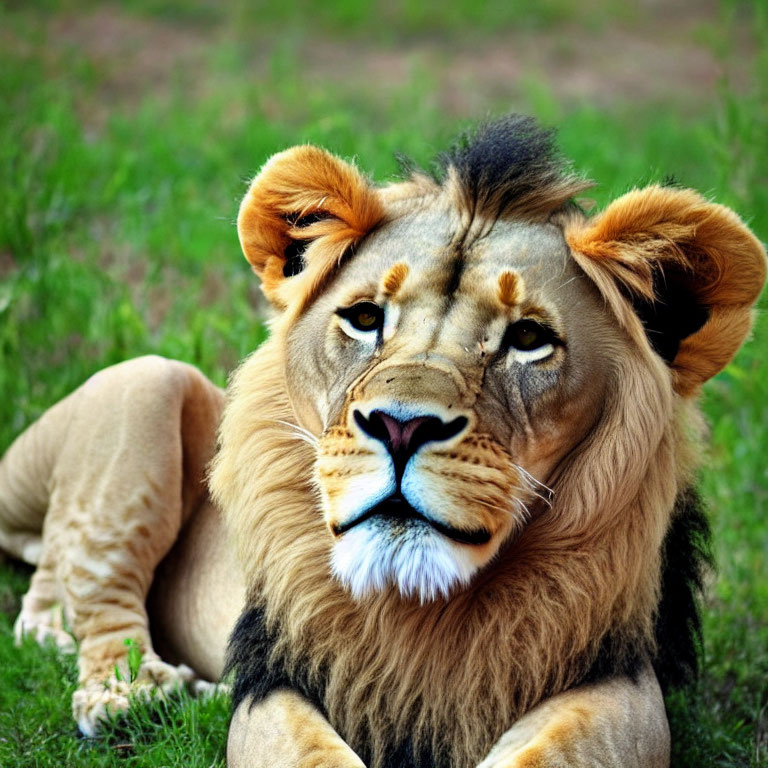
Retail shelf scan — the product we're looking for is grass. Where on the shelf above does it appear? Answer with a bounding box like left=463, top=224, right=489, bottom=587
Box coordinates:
left=1, top=1, right=766, bottom=765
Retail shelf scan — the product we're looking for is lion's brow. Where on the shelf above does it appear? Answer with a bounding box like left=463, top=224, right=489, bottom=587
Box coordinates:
left=380, top=262, right=410, bottom=298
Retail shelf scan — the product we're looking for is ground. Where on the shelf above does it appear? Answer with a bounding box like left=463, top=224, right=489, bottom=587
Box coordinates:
left=0, top=1, right=766, bottom=766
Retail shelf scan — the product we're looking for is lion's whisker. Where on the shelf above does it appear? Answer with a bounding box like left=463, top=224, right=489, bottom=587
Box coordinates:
left=271, top=419, right=320, bottom=447
left=515, top=499, right=533, bottom=522
left=552, top=275, right=579, bottom=293
left=513, top=464, right=554, bottom=508
left=481, top=500, right=516, bottom=517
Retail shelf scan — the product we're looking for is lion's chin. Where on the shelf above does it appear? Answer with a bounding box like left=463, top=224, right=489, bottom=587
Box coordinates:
left=330, top=519, right=483, bottom=603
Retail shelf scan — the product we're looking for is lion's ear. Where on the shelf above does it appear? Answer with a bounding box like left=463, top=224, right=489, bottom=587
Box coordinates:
left=237, top=146, right=383, bottom=309
left=567, top=185, right=766, bottom=396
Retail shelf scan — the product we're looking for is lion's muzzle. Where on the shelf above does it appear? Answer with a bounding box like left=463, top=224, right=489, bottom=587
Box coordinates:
left=315, top=401, right=528, bottom=601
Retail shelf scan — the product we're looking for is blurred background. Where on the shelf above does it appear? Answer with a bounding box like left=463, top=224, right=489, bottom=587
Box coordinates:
left=0, top=1, right=766, bottom=766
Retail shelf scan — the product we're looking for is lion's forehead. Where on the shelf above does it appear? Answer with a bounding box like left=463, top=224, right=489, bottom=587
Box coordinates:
left=337, top=210, right=584, bottom=314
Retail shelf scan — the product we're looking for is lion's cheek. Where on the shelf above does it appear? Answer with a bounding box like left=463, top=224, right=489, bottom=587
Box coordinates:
left=509, top=413, right=601, bottom=487
left=315, top=434, right=395, bottom=535
left=404, top=454, right=525, bottom=540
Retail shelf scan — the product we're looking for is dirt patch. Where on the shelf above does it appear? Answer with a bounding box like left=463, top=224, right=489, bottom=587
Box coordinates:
left=48, top=9, right=208, bottom=101
left=0, top=251, right=17, bottom=279
left=41, top=8, right=212, bottom=129
left=302, top=2, right=753, bottom=115
left=38, top=1, right=755, bottom=122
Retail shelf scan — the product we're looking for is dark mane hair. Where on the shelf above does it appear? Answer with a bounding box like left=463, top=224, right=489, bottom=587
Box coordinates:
left=435, top=114, right=591, bottom=220
left=652, top=487, right=712, bottom=691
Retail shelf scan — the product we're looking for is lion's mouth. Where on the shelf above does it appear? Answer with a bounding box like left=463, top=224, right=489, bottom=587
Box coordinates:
left=332, top=494, right=492, bottom=546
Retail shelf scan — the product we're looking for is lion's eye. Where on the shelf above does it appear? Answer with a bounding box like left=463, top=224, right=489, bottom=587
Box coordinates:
left=337, top=302, right=384, bottom=334
left=503, top=320, right=556, bottom=352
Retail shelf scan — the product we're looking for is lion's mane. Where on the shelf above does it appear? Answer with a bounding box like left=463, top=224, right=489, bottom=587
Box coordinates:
left=212, top=118, right=762, bottom=768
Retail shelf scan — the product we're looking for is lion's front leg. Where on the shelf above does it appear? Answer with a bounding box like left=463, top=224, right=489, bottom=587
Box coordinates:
left=228, top=690, right=366, bottom=768
left=477, top=663, right=669, bottom=768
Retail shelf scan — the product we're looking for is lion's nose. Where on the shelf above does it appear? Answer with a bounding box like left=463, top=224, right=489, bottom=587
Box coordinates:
left=353, top=409, right=468, bottom=475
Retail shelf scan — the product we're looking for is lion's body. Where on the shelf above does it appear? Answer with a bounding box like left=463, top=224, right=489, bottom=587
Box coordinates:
left=148, top=491, right=241, bottom=682
left=1, top=116, right=765, bottom=766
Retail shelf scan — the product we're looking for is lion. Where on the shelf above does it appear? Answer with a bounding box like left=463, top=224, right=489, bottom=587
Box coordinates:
left=0, top=115, right=765, bottom=768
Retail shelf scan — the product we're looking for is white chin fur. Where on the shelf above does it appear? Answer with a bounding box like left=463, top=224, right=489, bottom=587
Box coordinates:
left=331, top=521, right=479, bottom=602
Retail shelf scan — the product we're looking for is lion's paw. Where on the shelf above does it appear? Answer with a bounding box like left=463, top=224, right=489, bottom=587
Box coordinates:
left=73, top=659, right=218, bottom=736
left=73, top=678, right=133, bottom=737
left=132, top=658, right=196, bottom=691
left=14, top=604, right=76, bottom=655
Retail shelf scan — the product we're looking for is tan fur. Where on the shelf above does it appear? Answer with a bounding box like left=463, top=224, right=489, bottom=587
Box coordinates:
left=228, top=691, right=365, bottom=768
left=477, top=662, right=669, bottom=768
left=1, top=137, right=765, bottom=765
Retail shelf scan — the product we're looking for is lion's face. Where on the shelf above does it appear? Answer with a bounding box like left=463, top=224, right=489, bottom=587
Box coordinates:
left=225, top=125, right=766, bottom=606
left=285, top=210, right=617, bottom=600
